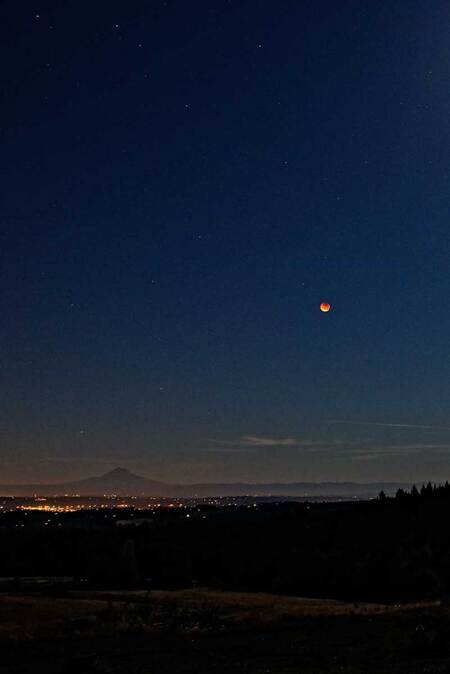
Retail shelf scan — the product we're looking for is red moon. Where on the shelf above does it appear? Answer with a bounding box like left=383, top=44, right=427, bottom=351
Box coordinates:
left=320, top=302, right=331, bottom=312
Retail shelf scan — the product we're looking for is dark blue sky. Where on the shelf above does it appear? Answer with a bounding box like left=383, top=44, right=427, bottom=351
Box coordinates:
left=2, top=0, right=450, bottom=483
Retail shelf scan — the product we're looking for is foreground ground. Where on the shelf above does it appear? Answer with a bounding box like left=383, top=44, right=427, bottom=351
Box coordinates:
left=1, top=589, right=450, bottom=673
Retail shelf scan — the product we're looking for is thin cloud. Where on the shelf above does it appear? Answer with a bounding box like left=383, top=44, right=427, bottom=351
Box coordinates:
left=240, top=435, right=299, bottom=447
left=341, top=443, right=450, bottom=461
left=208, top=436, right=351, bottom=452
left=329, top=421, right=450, bottom=432
left=210, top=435, right=300, bottom=449
left=36, top=456, right=144, bottom=466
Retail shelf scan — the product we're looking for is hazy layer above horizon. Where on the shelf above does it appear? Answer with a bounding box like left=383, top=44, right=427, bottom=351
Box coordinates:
left=2, top=1, right=450, bottom=485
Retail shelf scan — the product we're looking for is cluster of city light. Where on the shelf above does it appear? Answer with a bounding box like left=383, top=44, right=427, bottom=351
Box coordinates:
left=0, top=494, right=257, bottom=514
left=16, top=501, right=184, bottom=512
left=17, top=503, right=130, bottom=513
left=18, top=505, right=84, bottom=513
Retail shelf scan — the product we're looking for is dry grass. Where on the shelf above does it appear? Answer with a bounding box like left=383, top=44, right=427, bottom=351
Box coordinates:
left=0, top=595, right=107, bottom=640
left=0, top=588, right=441, bottom=638
left=0, top=590, right=448, bottom=673
left=75, top=586, right=440, bottom=616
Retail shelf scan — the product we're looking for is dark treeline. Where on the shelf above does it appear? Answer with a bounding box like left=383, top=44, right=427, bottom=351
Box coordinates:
left=386, top=481, right=450, bottom=501
left=1, top=489, right=450, bottom=602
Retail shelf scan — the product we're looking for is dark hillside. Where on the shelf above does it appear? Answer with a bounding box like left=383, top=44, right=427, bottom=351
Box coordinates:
left=1, top=486, right=449, bottom=602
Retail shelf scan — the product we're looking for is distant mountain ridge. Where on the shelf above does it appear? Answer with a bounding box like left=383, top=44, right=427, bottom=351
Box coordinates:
left=0, top=467, right=411, bottom=498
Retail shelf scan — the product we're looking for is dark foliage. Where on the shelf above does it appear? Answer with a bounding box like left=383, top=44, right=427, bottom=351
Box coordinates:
left=1, top=485, right=450, bottom=602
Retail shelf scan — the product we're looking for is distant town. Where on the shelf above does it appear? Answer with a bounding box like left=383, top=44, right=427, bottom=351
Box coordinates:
left=0, top=493, right=343, bottom=517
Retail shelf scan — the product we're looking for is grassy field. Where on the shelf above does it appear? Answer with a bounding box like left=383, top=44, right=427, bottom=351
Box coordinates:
left=0, top=589, right=449, bottom=673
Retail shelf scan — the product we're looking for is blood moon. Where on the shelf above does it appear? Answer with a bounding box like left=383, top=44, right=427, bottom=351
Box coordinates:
left=320, top=302, right=331, bottom=313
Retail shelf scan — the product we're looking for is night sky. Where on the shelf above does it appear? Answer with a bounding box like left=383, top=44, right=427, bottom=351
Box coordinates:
left=2, top=0, right=450, bottom=485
